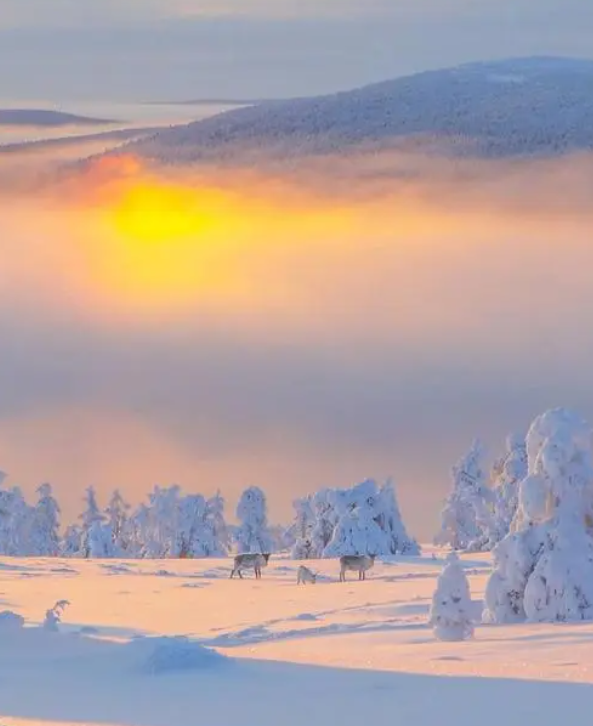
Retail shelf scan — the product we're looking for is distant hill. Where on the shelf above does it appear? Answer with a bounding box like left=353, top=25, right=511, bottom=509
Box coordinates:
left=0, top=109, right=115, bottom=127
left=123, top=57, right=593, bottom=163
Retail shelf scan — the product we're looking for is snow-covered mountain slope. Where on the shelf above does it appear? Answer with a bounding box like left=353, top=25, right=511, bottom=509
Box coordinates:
left=124, top=57, right=593, bottom=163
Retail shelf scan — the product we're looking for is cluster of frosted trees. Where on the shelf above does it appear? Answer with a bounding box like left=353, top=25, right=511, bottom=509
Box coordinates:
left=0, top=479, right=273, bottom=559
left=288, top=479, right=419, bottom=559
left=0, top=474, right=418, bottom=560
left=432, top=408, right=593, bottom=629
left=434, top=434, right=528, bottom=552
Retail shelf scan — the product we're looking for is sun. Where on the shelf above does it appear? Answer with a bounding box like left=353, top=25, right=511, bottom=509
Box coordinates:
left=112, top=182, right=230, bottom=243
left=93, top=179, right=252, bottom=308
left=83, top=167, right=363, bottom=314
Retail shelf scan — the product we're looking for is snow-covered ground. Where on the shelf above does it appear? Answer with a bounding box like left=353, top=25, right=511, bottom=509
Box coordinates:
left=2, top=550, right=593, bottom=725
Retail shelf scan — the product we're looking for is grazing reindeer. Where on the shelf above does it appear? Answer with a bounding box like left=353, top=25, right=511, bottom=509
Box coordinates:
left=296, top=565, right=317, bottom=585
left=339, top=554, right=376, bottom=582
left=230, top=553, right=271, bottom=579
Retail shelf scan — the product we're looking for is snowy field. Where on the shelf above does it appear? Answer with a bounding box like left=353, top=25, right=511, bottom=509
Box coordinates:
left=2, top=550, right=593, bottom=726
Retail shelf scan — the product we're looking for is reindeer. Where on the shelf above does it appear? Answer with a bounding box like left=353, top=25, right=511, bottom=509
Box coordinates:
left=230, top=553, right=271, bottom=579
left=296, top=565, right=317, bottom=584
left=339, top=554, right=376, bottom=582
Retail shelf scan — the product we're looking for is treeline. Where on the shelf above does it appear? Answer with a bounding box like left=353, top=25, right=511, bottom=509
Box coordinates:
left=0, top=473, right=419, bottom=559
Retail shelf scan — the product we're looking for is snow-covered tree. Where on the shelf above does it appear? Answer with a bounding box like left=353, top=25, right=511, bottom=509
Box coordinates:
left=80, top=486, right=105, bottom=558
left=87, top=521, right=116, bottom=558
left=203, top=491, right=230, bottom=556
left=235, top=486, right=273, bottom=553
left=323, top=479, right=419, bottom=557
left=269, top=524, right=293, bottom=553
left=141, top=485, right=182, bottom=558
left=376, top=480, right=420, bottom=555
left=0, top=486, right=33, bottom=556
left=323, top=506, right=384, bottom=557
left=429, top=552, right=474, bottom=641
left=289, top=496, right=316, bottom=559
left=61, top=524, right=82, bottom=557
left=489, top=434, right=528, bottom=543
left=29, top=483, right=61, bottom=556
left=484, top=408, right=593, bottom=623
left=176, top=494, right=208, bottom=557
left=105, top=489, right=130, bottom=555
left=126, top=503, right=151, bottom=558
left=310, top=489, right=337, bottom=557
left=435, top=439, right=493, bottom=551
left=0, top=473, right=12, bottom=554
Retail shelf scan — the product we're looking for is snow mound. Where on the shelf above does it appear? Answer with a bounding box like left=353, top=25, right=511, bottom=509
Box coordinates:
left=0, top=610, right=25, bottom=632
left=128, top=636, right=229, bottom=675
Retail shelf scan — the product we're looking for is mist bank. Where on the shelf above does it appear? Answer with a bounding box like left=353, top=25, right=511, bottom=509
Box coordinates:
left=1, top=149, right=592, bottom=537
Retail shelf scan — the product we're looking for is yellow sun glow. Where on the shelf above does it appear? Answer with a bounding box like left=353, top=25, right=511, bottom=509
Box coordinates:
left=85, top=168, right=362, bottom=313
left=92, top=178, right=260, bottom=308
left=83, top=163, right=476, bottom=316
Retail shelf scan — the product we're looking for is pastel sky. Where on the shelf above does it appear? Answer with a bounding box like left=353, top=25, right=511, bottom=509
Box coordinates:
left=1, top=0, right=592, bottom=100
left=2, top=0, right=593, bottom=540
left=2, top=153, right=593, bottom=538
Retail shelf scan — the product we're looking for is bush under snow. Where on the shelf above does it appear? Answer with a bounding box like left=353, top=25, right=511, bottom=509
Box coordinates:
left=43, top=600, right=70, bottom=632
left=429, top=552, right=474, bottom=641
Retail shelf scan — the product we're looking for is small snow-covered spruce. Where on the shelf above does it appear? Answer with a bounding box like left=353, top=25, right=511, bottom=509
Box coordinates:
left=43, top=599, right=70, bottom=632
left=484, top=408, right=593, bottom=624
left=235, top=486, right=273, bottom=554
left=429, top=552, right=474, bottom=641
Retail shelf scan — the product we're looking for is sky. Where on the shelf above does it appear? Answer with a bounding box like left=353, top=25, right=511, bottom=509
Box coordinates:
left=2, top=151, right=593, bottom=537
left=1, top=0, right=593, bottom=539
left=0, top=0, right=592, bottom=101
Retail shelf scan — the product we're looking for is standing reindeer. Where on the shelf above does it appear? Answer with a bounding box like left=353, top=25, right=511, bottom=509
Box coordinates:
left=339, top=554, right=376, bottom=582
left=230, top=553, right=271, bottom=579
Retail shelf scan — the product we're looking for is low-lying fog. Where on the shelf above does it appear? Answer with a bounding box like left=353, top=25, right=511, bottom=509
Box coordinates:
left=2, top=144, right=593, bottom=537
